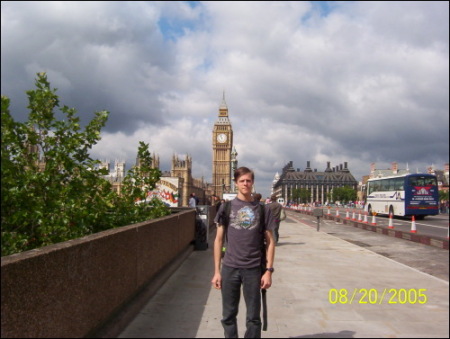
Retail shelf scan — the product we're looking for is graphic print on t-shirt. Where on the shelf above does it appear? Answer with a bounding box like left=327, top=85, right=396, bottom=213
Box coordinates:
left=232, top=206, right=257, bottom=230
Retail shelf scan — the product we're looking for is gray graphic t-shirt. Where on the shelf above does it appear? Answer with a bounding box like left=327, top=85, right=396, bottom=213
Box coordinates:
left=215, top=198, right=276, bottom=269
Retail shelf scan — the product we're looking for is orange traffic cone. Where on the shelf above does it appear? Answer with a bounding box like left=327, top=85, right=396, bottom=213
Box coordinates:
left=388, top=213, right=394, bottom=229
left=363, top=212, right=368, bottom=223
left=410, top=215, right=417, bottom=233
left=336, top=208, right=340, bottom=218
left=357, top=212, right=362, bottom=222
left=371, top=213, right=377, bottom=226
left=346, top=209, right=350, bottom=219
left=352, top=211, right=356, bottom=221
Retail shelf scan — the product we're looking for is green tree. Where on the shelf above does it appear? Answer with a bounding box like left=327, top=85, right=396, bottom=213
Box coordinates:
left=332, top=186, right=357, bottom=205
left=291, top=188, right=301, bottom=203
left=114, top=141, right=170, bottom=225
left=290, top=188, right=311, bottom=204
left=1, top=73, right=169, bottom=256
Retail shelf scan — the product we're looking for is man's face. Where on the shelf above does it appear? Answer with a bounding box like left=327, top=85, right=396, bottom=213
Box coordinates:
left=236, top=173, right=253, bottom=196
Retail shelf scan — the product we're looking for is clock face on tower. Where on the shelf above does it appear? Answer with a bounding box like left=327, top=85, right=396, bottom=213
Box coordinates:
left=217, top=133, right=227, bottom=143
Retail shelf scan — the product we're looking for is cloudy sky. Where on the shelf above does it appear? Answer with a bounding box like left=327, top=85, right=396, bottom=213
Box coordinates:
left=2, top=1, right=449, bottom=199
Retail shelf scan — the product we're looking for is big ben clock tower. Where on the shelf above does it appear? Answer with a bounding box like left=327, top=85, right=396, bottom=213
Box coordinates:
left=212, top=94, right=233, bottom=199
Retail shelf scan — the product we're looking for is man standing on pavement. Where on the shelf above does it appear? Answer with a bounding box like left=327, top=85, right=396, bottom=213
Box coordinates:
left=211, top=166, right=276, bottom=338
left=267, top=194, right=283, bottom=244
left=188, top=193, right=196, bottom=208
left=193, top=192, right=200, bottom=206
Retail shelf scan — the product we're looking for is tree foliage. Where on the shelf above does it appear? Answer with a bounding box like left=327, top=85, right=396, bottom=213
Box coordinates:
left=113, top=141, right=170, bottom=226
left=291, top=188, right=311, bottom=203
left=332, top=186, right=357, bottom=204
left=1, top=73, right=169, bottom=256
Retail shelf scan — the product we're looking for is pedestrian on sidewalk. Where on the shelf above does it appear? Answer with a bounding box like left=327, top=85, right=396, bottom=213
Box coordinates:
left=267, top=194, right=284, bottom=244
left=193, top=192, right=200, bottom=205
left=211, top=166, right=276, bottom=338
left=253, top=193, right=263, bottom=205
left=188, top=193, right=196, bottom=208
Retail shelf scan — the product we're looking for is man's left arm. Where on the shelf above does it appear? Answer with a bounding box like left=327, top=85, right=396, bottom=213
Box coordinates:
left=261, top=229, right=275, bottom=289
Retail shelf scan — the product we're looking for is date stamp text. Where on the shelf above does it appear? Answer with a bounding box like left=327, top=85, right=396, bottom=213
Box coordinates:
left=328, top=288, right=428, bottom=304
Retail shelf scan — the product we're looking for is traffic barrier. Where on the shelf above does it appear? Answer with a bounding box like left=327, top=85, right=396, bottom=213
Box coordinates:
left=410, top=215, right=417, bottom=233
left=388, top=213, right=394, bottom=229
left=371, top=213, right=377, bottom=226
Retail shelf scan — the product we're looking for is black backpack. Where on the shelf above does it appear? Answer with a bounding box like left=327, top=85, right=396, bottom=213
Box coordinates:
left=221, top=200, right=269, bottom=331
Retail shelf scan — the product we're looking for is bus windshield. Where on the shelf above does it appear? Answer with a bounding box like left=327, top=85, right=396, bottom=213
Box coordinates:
left=408, top=176, right=437, bottom=187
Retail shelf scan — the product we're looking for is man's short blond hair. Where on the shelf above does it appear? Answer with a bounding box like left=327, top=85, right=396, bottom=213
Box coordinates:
left=233, top=166, right=254, bottom=182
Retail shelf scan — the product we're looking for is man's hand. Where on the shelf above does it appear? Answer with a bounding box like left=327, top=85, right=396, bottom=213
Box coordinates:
left=211, top=273, right=222, bottom=290
left=260, top=271, right=272, bottom=290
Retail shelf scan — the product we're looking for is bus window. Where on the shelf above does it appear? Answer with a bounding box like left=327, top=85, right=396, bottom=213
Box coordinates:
left=368, top=182, right=375, bottom=194
left=409, top=177, right=420, bottom=186
left=426, top=178, right=436, bottom=186
left=369, top=181, right=380, bottom=194
left=388, top=179, right=395, bottom=191
left=409, top=176, right=437, bottom=187
left=393, top=177, right=403, bottom=190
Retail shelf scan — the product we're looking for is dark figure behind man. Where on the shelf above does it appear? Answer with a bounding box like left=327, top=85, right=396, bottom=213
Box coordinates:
left=267, top=194, right=283, bottom=244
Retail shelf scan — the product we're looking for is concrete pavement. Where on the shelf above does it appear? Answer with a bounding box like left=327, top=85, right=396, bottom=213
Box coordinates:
left=116, top=211, right=449, bottom=338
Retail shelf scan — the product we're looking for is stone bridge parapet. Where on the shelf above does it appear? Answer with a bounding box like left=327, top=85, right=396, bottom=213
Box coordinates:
left=1, top=208, right=214, bottom=338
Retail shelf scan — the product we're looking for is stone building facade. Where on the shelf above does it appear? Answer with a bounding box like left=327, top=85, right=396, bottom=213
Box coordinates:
left=427, top=163, right=449, bottom=195
left=170, top=154, right=208, bottom=206
left=272, top=160, right=358, bottom=205
left=100, top=153, right=208, bottom=207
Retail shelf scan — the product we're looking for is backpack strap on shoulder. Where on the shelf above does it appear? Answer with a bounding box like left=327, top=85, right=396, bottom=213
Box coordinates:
left=223, top=201, right=231, bottom=226
left=259, top=204, right=265, bottom=231
left=223, top=200, right=232, bottom=243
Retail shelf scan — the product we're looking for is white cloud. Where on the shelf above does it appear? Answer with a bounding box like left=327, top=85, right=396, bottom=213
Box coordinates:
left=2, top=1, right=448, bottom=199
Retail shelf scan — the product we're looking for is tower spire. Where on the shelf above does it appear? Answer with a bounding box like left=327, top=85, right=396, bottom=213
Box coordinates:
left=220, top=90, right=227, bottom=110
left=218, top=91, right=229, bottom=119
